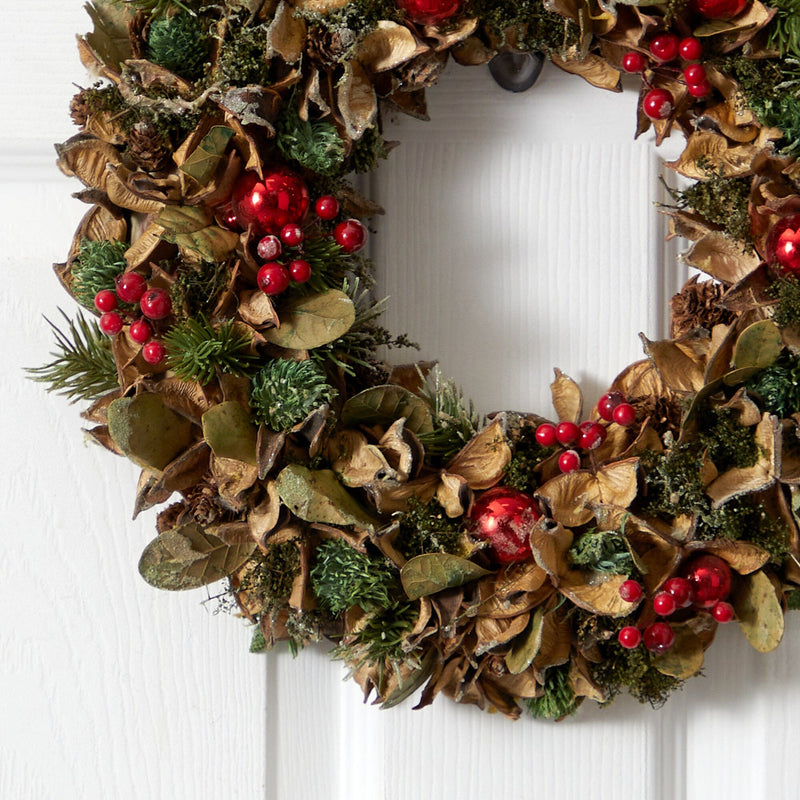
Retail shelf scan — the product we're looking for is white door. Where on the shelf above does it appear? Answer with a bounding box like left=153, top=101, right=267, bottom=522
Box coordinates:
left=4, top=5, right=799, bottom=800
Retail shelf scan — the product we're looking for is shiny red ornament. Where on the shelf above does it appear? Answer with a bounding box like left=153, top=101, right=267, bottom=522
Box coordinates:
left=396, top=0, right=462, bottom=25
left=682, top=554, right=732, bottom=608
left=690, top=0, right=750, bottom=19
left=232, top=168, right=309, bottom=236
left=767, top=214, right=800, bottom=274
left=469, top=487, right=540, bottom=565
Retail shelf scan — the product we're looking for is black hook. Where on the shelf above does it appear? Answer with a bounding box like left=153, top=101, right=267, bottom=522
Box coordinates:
left=489, top=52, right=545, bottom=93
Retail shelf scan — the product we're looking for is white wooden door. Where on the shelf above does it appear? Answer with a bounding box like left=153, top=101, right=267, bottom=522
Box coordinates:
left=4, top=5, right=800, bottom=800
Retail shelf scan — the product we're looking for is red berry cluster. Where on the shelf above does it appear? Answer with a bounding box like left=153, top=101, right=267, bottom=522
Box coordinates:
left=94, top=272, right=170, bottom=366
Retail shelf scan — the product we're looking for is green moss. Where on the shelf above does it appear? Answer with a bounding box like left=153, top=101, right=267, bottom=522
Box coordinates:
left=242, top=541, right=302, bottom=609
left=348, top=126, right=390, bottom=174
left=70, top=238, right=128, bottom=309
left=395, top=499, right=464, bottom=559
left=698, top=497, right=788, bottom=561
left=769, top=276, right=800, bottom=329
left=641, top=445, right=707, bottom=519
left=746, top=351, right=800, bottom=418
left=147, top=11, right=210, bottom=79
left=786, top=588, right=800, bottom=610
left=504, top=426, right=553, bottom=492
left=699, top=408, right=759, bottom=472
left=526, top=663, right=578, bottom=720
left=568, top=530, right=635, bottom=575
left=170, top=259, right=230, bottom=318
left=299, top=0, right=400, bottom=49
left=216, top=19, right=270, bottom=86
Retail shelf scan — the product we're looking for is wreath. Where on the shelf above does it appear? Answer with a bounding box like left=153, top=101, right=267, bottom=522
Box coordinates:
left=32, top=0, right=800, bottom=720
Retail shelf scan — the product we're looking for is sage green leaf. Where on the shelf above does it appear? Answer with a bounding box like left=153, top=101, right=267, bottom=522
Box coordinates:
left=653, top=625, right=704, bottom=679
left=108, top=393, right=194, bottom=473
left=156, top=205, right=214, bottom=234
left=138, top=522, right=255, bottom=591
left=263, top=290, right=356, bottom=350
left=381, top=648, right=437, bottom=710
left=275, top=464, right=380, bottom=531
left=84, top=1, right=133, bottom=70
left=202, top=401, right=258, bottom=465
left=733, top=569, right=784, bottom=653
left=732, top=320, right=782, bottom=370
left=342, top=385, right=434, bottom=435
left=179, top=126, right=235, bottom=185
left=400, top=553, right=491, bottom=601
left=163, top=226, right=240, bottom=261
left=505, top=607, right=545, bottom=675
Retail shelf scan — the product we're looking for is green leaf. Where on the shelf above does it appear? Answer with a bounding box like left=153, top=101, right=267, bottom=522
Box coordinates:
left=275, top=464, right=380, bottom=531
left=342, top=385, right=434, bottom=435
left=732, top=320, right=782, bottom=370
left=138, top=522, right=256, bottom=591
left=108, top=393, right=194, bottom=473
left=84, top=0, right=133, bottom=70
left=505, top=608, right=545, bottom=675
left=400, top=553, right=491, bottom=601
left=179, top=126, right=235, bottom=185
left=166, top=226, right=241, bottom=261
left=653, top=625, right=705, bottom=679
left=733, top=569, right=785, bottom=653
left=262, top=290, right=356, bottom=350
left=156, top=205, right=214, bottom=234
left=202, top=401, right=258, bottom=465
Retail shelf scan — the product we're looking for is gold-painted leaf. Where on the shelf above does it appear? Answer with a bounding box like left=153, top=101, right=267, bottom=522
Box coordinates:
left=165, top=226, right=240, bottom=261
left=400, top=553, right=491, bottom=601
left=342, top=385, right=434, bottom=435
left=685, top=539, right=770, bottom=575
left=505, top=608, right=545, bottom=675
left=262, top=289, right=356, bottom=350
left=337, top=61, right=378, bottom=140
left=551, top=53, right=622, bottom=92
left=653, top=624, right=705, bottom=679
left=202, top=401, right=258, bottom=466
left=733, top=569, right=784, bottom=653
left=550, top=368, right=582, bottom=423
left=357, top=21, right=428, bottom=73
left=267, top=0, right=307, bottom=63
left=446, top=419, right=511, bottom=490
left=559, top=570, right=640, bottom=617
left=641, top=333, right=707, bottom=393
left=179, top=126, right=235, bottom=185
left=732, top=319, right=782, bottom=370
left=156, top=204, right=214, bottom=234
left=56, top=136, right=122, bottom=191
left=685, top=232, right=761, bottom=285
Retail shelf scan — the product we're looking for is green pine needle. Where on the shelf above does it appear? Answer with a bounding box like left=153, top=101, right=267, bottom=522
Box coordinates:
left=767, top=0, right=800, bottom=57
left=276, top=103, right=346, bottom=176
left=163, top=315, right=259, bottom=384
left=746, top=351, right=800, bottom=419
left=147, top=11, right=209, bottom=79
left=70, top=239, right=127, bottom=309
left=27, top=310, right=119, bottom=403
left=526, top=664, right=579, bottom=720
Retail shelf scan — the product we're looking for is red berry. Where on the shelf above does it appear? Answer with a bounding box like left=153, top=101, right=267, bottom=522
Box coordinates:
left=613, top=403, right=637, bottom=427
left=618, top=626, right=642, bottom=649
left=256, top=235, right=282, bottom=261
left=642, top=88, right=674, bottom=120
left=687, top=80, right=712, bottom=98
left=712, top=601, right=735, bottom=623
left=94, top=289, right=118, bottom=313
left=578, top=420, right=607, bottom=450
left=315, top=195, right=340, bottom=221
left=115, top=272, right=147, bottom=304
left=99, top=311, right=123, bottom=336
left=664, top=577, right=692, bottom=608
left=621, top=51, right=647, bottom=73
left=597, top=390, right=625, bottom=421
left=289, top=259, right=312, bottom=283
left=280, top=223, right=305, bottom=246
left=257, top=263, right=291, bottom=296
left=129, top=319, right=152, bottom=344
left=643, top=622, right=676, bottom=654
left=650, top=34, right=680, bottom=63
left=653, top=592, right=677, bottom=617
left=679, top=37, right=703, bottom=61
left=142, top=340, right=166, bottom=365
left=535, top=423, right=558, bottom=447
left=555, top=421, right=580, bottom=446
left=682, top=554, right=732, bottom=608
left=558, top=449, right=581, bottom=474
left=139, top=287, right=172, bottom=320
left=683, top=64, right=707, bottom=85
left=619, top=579, right=643, bottom=603
left=334, top=219, right=368, bottom=253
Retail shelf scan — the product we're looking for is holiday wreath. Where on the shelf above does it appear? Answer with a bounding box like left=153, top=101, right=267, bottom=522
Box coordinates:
left=32, top=0, right=800, bottom=719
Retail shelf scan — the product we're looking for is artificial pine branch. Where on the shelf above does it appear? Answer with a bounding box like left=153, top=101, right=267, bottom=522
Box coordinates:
left=27, top=310, right=119, bottom=403
left=147, top=11, right=209, bottom=79
left=71, top=238, right=127, bottom=309
left=276, top=103, right=346, bottom=176
left=767, top=0, right=800, bottom=57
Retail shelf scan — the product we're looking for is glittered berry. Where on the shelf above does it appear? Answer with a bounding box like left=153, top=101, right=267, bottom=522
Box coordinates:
left=687, top=80, right=712, bottom=98
left=129, top=319, right=152, bottom=344
left=653, top=592, right=677, bottom=617
left=618, top=626, right=642, bottom=649
left=642, top=88, right=674, bottom=120
left=315, top=195, right=340, bottom=221
left=115, top=272, right=147, bottom=304
left=94, top=289, right=118, bottom=313
left=535, top=423, right=558, bottom=447
left=664, top=577, right=692, bottom=608
left=598, top=390, right=625, bottom=421
left=99, top=311, right=123, bottom=336
left=679, top=37, right=703, bottom=61
left=690, top=0, right=750, bottom=19
left=289, top=259, right=312, bottom=283
left=683, top=64, right=707, bottom=85
left=621, top=51, right=647, bottom=73
left=334, top=219, right=368, bottom=253
left=712, top=601, right=735, bottom=623
left=643, top=622, right=676, bottom=654
left=280, top=223, right=305, bottom=246
left=578, top=421, right=607, bottom=450
left=766, top=214, right=800, bottom=274
left=396, top=0, right=462, bottom=25
left=256, top=235, right=282, bottom=261
left=682, top=554, right=732, bottom=608
left=257, top=262, right=291, bottom=296
left=139, top=287, right=172, bottom=320
left=231, top=168, right=310, bottom=236
left=142, top=340, right=166, bottom=365
left=558, top=449, right=581, bottom=474
left=613, top=402, right=637, bottom=427
left=555, top=421, right=580, bottom=446
left=469, top=486, right=540, bottom=564
left=650, top=34, right=680, bottom=63
left=619, top=579, right=643, bottom=603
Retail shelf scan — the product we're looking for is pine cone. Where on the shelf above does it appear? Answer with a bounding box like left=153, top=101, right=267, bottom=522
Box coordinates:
left=126, top=121, right=172, bottom=173
left=670, top=275, right=734, bottom=338
left=393, top=51, right=448, bottom=92
left=181, top=477, right=239, bottom=527
left=70, top=91, right=90, bottom=127
left=306, top=25, right=357, bottom=65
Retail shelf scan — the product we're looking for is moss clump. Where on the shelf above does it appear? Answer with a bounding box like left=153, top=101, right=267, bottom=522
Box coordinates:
left=698, top=497, right=788, bottom=561
left=395, top=499, right=464, bottom=559
left=299, top=0, right=400, bottom=47
left=349, top=126, right=390, bottom=174
left=746, top=350, right=800, bottom=418
left=215, top=19, right=270, bottom=86
left=699, top=408, right=760, bottom=472
left=170, top=259, right=230, bottom=318
left=641, top=445, right=707, bottom=519
left=504, top=426, right=553, bottom=492
left=769, top=276, right=800, bottom=329
left=147, top=11, right=210, bottom=79
left=786, top=588, right=800, bottom=610
left=569, top=530, right=635, bottom=575
left=526, top=664, right=579, bottom=720
left=242, top=541, right=302, bottom=609
left=70, top=238, right=128, bottom=309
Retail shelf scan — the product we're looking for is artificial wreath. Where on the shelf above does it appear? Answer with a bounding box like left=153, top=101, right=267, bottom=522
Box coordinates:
left=32, top=0, right=800, bottom=720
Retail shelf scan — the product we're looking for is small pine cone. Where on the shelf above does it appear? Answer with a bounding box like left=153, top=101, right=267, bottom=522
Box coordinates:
left=670, top=275, right=734, bottom=338
left=181, top=478, right=238, bottom=527
left=306, top=25, right=357, bottom=65
left=70, top=91, right=90, bottom=127
left=126, top=121, right=173, bottom=173
left=393, top=51, right=448, bottom=92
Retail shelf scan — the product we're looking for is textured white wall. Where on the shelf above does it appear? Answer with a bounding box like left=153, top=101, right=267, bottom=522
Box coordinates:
left=3, top=5, right=800, bottom=800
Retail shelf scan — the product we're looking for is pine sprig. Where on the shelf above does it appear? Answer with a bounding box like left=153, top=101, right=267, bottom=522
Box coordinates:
left=163, top=315, right=258, bottom=384
left=276, top=103, right=346, bottom=176
left=71, top=239, right=127, bottom=309
left=526, top=664, right=579, bottom=720
left=147, top=12, right=210, bottom=79
left=300, top=235, right=355, bottom=294
left=27, top=311, right=119, bottom=403
left=767, top=0, right=800, bottom=58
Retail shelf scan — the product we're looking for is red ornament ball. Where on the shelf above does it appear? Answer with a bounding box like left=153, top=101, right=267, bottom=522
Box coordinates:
left=555, top=420, right=580, bottom=446
left=767, top=214, right=800, bottom=274
left=597, top=390, right=625, bottom=421
left=396, top=0, right=462, bottom=25
left=558, top=449, right=581, bottom=474
left=334, top=219, right=368, bottom=253
left=619, top=579, right=643, bottom=603
left=682, top=554, right=732, bottom=608
left=650, top=34, right=680, bottom=63
left=535, top=423, right=558, bottom=447
left=621, top=52, right=647, bottom=73
left=690, top=0, right=750, bottom=19
left=618, top=626, right=642, bottom=649
left=142, top=340, right=166, bottom=365
left=315, top=195, right=340, bottom=221
left=469, top=487, right=541, bottom=565
left=129, top=319, right=152, bottom=345
left=643, top=88, right=674, bottom=120
left=115, top=272, right=147, bottom=304
left=643, top=622, right=676, bottom=654
left=94, top=289, right=118, bottom=313
left=289, top=259, right=312, bottom=283
left=256, top=235, right=282, bottom=261
left=257, top=262, right=291, bottom=296
left=712, top=601, right=735, bottom=623
left=653, top=591, right=677, bottom=617
left=140, top=288, right=172, bottom=320
left=664, top=577, right=692, bottom=608
left=280, top=223, right=305, bottom=246
left=99, top=311, right=123, bottom=336
left=679, top=37, right=703, bottom=61
left=613, top=402, right=637, bottom=427
left=232, top=168, right=310, bottom=236
left=578, top=421, right=607, bottom=450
